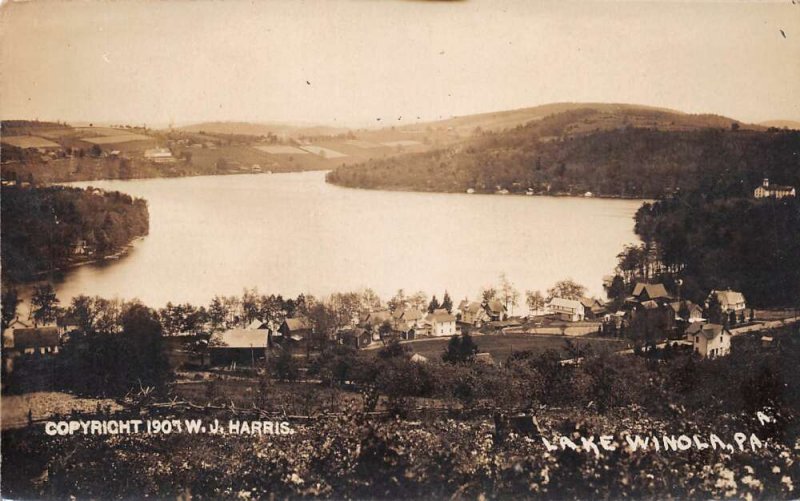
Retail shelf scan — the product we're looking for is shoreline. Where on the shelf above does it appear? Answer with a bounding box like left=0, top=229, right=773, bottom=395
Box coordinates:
left=325, top=179, right=653, bottom=202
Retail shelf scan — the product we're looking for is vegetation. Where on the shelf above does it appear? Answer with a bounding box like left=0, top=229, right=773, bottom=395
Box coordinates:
left=327, top=108, right=799, bottom=199
left=1, top=186, right=149, bottom=282
left=612, top=193, right=800, bottom=308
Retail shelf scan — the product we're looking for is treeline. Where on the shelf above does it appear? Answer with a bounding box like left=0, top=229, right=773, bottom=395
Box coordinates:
left=612, top=195, right=800, bottom=308
left=327, top=108, right=800, bottom=198
left=0, top=186, right=149, bottom=282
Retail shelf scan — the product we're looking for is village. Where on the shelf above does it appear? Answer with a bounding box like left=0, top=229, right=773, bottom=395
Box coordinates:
left=3, top=273, right=797, bottom=385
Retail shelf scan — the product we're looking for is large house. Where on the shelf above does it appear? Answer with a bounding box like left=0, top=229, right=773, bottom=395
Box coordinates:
left=484, top=300, right=507, bottom=322
left=209, top=329, right=268, bottom=366
left=457, top=301, right=488, bottom=326
left=428, top=310, right=458, bottom=337
left=548, top=297, right=585, bottom=322
left=706, top=289, right=747, bottom=317
left=754, top=178, right=796, bottom=199
left=279, top=317, right=313, bottom=341
left=391, top=308, right=426, bottom=340
left=579, top=297, right=607, bottom=320
left=686, top=323, right=731, bottom=358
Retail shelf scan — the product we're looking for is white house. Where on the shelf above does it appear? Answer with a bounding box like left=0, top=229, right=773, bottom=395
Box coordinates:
left=686, top=323, right=731, bottom=358
left=144, top=147, right=176, bottom=164
left=548, top=297, right=585, bottom=322
left=428, top=311, right=458, bottom=337
left=707, top=289, right=747, bottom=321
left=754, top=178, right=796, bottom=199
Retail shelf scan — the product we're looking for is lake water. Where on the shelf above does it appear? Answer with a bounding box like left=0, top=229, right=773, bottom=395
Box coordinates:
left=58, top=171, right=643, bottom=312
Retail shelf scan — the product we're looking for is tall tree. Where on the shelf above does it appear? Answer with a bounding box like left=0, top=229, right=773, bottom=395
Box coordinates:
left=547, top=279, right=587, bottom=301
left=525, top=290, right=545, bottom=315
left=1, top=287, right=20, bottom=329
left=427, top=295, right=441, bottom=314
left=441, top=291, right=453, bottom=313
left=30, top=283, right=60, bottom=326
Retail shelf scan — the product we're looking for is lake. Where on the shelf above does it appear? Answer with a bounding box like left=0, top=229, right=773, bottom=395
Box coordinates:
left=58, top=171, right=643, bottom=312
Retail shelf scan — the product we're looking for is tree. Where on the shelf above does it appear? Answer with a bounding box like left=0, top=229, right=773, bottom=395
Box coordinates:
left=481, top=287, right=497, bottom=303
left=442, top=333, right=479, bottom=364
left=408, top=291, right=428, bottom=311
left=387, top=289, right=407, bottom=312
left=706, top=293, right=723, bottom=324
left=525, top=290, right=545, bottom=315
left=441, top=291, right=453, bottom=314
left=208, top=296, right=229, bottom=331
left=68, top=295, right=98, bottom=335
left=427, top=295, right=441, bottom=313
left=547, top=279, right=587, bottom=301
left=30, top=283, right=60, bottom=326
left=378, top=338, right=410, bottom=359
left=606, top=275, right=628, bottom=309
left=499, top=274, right=519, bottom=315
left=1, top=287, right=20, bottom=329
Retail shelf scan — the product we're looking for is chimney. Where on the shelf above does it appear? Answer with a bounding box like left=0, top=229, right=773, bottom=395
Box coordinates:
left=763, top=178, right=769, bottom=187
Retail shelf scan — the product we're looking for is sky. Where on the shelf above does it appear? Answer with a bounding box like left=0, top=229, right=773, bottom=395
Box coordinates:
left=1, top=0, right=799, bottom=128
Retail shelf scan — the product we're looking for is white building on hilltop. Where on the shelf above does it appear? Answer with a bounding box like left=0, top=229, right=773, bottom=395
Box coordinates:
left=754, top=178, right=795, bottom=199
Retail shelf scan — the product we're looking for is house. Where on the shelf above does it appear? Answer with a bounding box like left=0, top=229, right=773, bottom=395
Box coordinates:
left=361, top=309, right=393, bottom=340
left=484, top=300, right=507, bottom=321
left=706, top=289, right=747, bottom=322
left=631, top=283, right=671, bottom=302
left=209, top=329, right=268, bottom=366
left=686, top=323, right=731, bottom=358
left=338, top=327, right=371, bottom=349
left=428, top=311, right=458, bottom=337
left=754, top=178, right=796, bottom=199
left=246, top=319, right=268, bottom=330
left=669, top=300, right=704, bottom=323
left=3, top=326, right=60, bottom=355
left=579, top=297, right=607, bottom=320
left=391, top=308, right=426, bottom=335
left=458, top=301, right=488, bottom=326
left=279, top=316, right=313, bottom=341
left=548, top=297, right=585, bottom=322
left=143, top=147, right=176, bottom=163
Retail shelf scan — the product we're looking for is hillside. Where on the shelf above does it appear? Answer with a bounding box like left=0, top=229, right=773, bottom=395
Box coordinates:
left=760, top=120, right=800, bottom=130
left=178, top=121, right=350, bottom=139
left=327, top=106, right=796, bottom=199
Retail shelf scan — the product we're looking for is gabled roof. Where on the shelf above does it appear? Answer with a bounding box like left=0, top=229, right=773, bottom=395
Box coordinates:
left=246, top=319, right=267, bottom=330
left=428, top=312, right=456, bottom=323
left=215, top=329, right=268, bottom=348
left=632, top=283, right=670, bottom=300
left=9, top=327, right=60, bottom=350
left=283, top=316, right=311, bottom=331
left=364, top=310, right=391, bottom=326
left=548, top=297, right=583, bottom=310
left=485, top=300, right=506, bottom=314
left=710, top=290, right=746, bottom=308
left=687, top=323, right=728, bottom=340
left=395, top=308, right=424, bottom=321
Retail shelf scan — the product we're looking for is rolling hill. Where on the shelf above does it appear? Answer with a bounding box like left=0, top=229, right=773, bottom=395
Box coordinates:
left=327, top=105, right=798, bottom=199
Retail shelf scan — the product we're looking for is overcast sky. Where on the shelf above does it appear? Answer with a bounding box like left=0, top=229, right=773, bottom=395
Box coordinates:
left=1, top=0, right=798, bottom=127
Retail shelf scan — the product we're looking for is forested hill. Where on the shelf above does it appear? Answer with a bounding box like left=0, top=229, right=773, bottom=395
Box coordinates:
left=326, top=107, right=800, bottom=199
left=1, top=186, right=149, bottom=282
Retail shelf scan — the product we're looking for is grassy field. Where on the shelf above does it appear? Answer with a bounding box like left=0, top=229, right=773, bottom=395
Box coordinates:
left=403, top=333, right=627, bottom=362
